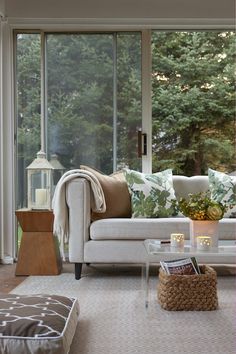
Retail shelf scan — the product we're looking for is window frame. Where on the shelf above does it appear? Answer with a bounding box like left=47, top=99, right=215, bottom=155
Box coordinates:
left=0, top=17, right=234, bottom=262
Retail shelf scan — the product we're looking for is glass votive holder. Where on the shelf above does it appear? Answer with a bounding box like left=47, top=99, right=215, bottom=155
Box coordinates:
left=197, top=236, right=212, bottom=251
left=170, top=233, right=185, bottom=248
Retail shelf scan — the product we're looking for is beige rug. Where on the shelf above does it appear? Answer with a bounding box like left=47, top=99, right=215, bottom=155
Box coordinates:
left=11, top=265, right=236, bottom=354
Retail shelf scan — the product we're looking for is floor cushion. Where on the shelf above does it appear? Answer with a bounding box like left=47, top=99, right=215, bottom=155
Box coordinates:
left=0, top=294, right=79, bottom=354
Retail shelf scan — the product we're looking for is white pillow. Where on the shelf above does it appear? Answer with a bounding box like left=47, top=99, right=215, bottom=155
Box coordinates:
left=124, top=168, right=179, bottom=218
left=208, top=168, right=236, bottom=218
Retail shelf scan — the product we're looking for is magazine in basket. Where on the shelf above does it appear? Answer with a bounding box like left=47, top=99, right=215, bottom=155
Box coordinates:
left=160, top=257, right=201, bottom=275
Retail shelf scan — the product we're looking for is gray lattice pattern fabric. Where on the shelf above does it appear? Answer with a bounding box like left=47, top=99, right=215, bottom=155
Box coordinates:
left=0, top=294, right=79, bottom=354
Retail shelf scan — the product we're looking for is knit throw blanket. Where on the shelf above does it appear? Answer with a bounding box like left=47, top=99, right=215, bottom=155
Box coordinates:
left=52, top=169, right=106, bottom=260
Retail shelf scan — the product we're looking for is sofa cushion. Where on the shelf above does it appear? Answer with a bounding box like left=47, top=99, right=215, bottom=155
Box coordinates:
left=208, top=168, right=236, bottom=218
left=124, top=169, right=179, bottom=218
left=80, top=165, right=131, bottom=220
left=90, top=217, right=190, bottom=240
left=90, top=218, right=236, bottom=240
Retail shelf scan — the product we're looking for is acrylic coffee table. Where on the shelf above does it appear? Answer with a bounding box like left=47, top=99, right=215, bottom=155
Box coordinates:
left=142, top=239, right=236, bottom=308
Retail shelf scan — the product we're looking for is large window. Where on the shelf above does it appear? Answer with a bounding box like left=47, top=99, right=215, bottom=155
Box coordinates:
left=15, top=30, right=236, bottom=213
left=15, top=32, right=142, bottom=209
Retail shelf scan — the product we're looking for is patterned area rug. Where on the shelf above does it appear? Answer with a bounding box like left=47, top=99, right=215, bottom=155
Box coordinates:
left=11, top=266, right=236, bottom=354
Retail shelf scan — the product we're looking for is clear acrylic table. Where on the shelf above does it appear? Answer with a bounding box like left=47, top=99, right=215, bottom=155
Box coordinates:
left=142, top=239, right=236, bottom=308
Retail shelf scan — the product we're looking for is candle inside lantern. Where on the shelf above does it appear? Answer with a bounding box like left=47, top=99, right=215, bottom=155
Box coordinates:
left=170, top=233, right=185, bottom=248
left=197, top=236, right=212, bottom=251
left=35, top=188, right=47, bottom=207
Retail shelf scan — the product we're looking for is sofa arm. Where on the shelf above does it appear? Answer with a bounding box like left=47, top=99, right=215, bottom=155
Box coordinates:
left=66, top=178, right=91, bottom=263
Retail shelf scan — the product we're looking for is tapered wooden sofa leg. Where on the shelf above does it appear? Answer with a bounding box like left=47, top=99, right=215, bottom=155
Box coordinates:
left=75, top=263, right=83, bottom=280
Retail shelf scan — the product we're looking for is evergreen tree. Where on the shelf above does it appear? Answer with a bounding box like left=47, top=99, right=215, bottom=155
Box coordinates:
left=152, top=31, right=236, bottom=175
left=16, top=31, right=235, bottom=183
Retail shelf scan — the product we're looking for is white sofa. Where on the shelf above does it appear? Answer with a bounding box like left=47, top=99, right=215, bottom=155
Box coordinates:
left=66, top=175, right=236, bottom=279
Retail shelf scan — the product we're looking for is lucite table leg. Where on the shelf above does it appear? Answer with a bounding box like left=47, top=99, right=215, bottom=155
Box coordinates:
left=141, top=260, right=150, bottom=308
left=145, top=260, right=150, bottom=307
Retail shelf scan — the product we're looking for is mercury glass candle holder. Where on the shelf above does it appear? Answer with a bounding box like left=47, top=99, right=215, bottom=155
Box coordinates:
left=197, top=236, right=212, bottom=251
left=170, top=233, right=185, bottom=248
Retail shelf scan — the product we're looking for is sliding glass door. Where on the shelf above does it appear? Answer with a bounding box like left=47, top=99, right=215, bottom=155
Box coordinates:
left=15, top=29, right=235, bottom=216
left=15, top=31, right=142, bottom=211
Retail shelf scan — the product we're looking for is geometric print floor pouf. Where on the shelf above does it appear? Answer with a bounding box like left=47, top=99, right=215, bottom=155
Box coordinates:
left=0, top=294, right=79, bottom=354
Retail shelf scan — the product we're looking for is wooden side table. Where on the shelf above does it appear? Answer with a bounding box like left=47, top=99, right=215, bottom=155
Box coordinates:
left=15, top=209, right=62, bottom=276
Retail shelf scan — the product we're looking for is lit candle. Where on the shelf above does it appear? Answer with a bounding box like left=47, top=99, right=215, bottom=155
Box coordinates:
left=170, top=233, right=185, bottom=248
left=35, top=188, right=47, bottom=207
left=197, top=236, right=212, bottom=251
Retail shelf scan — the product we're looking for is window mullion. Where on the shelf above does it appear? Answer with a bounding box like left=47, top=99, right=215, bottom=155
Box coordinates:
left=113, top=32, right=117, bottom=172
left=141, top=29, right=152, bottom=173
left=41, top=31, right=47, bottom=153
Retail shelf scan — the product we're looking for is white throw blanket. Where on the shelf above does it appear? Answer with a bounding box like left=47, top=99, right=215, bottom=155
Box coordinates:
left=52, top=169, right=106, bottom=260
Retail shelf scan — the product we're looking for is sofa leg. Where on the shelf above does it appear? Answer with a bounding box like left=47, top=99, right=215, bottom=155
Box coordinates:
left=75, top=263, right=83, bottom=280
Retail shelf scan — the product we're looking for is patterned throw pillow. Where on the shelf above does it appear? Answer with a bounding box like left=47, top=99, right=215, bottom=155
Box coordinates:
left=124, top=168, right=179, bottom=218
left=0, top=294, right=79, bottom=354
left=208, top=168, right=236, bottom=218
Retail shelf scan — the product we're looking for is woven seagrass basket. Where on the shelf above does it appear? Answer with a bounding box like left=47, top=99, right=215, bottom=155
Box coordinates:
left=157, top=265, right=218, bottom=311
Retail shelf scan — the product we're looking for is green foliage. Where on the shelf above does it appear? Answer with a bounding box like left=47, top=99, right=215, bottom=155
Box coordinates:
left=178, top=191, right=227, bottom=220
left=16, top=31, right=235, bottom=185
left=16, top=34, right=41, bottom=164
left=124, top=168, right=179, bottom=218
left=132, top=190, right=156, bottom=217
left=208, top=168, right=236, bottom=210
left=45, top=33, right=142, bottom=174
left=152, top=31, right=236, bottom=175
left=125, top=171, right=144, bottom=185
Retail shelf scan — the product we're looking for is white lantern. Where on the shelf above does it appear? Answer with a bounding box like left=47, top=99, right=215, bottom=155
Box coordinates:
left=49, top=154, right=65, bottom=187
left=26, top=151, right=53, bottom=210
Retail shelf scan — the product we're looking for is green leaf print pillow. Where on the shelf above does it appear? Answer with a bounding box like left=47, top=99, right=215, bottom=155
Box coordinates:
left=124, top=169, right=179, bottom=218
left=208, top=168, right=236, bottom=218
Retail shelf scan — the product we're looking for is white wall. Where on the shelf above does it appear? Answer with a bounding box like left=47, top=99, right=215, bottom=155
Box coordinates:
left=5, top=0, right=235, bottom=19
left=0, top=16, right=15, bottom=264
left=0, top=0, right=5, bottom=16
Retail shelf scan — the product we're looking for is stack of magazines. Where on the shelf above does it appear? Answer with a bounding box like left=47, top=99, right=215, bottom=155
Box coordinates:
left=160, top=257, right=201, bottom=275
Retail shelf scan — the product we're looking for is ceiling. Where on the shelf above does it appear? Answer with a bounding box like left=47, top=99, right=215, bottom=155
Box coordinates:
left=2, top=0, right=235, bottom=19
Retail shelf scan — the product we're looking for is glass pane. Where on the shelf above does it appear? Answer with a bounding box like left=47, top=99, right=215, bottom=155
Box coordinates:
left=15, top=31, right=142, bottom=215
left=152, top=31, right=236, bottom=175
left=46, top=34, right=114, bottom=174
left=117, top=33, right=142, bottom=171
left=16, top=33, right=41, bottom=208
left=46, top=33, right=142, bottom=175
